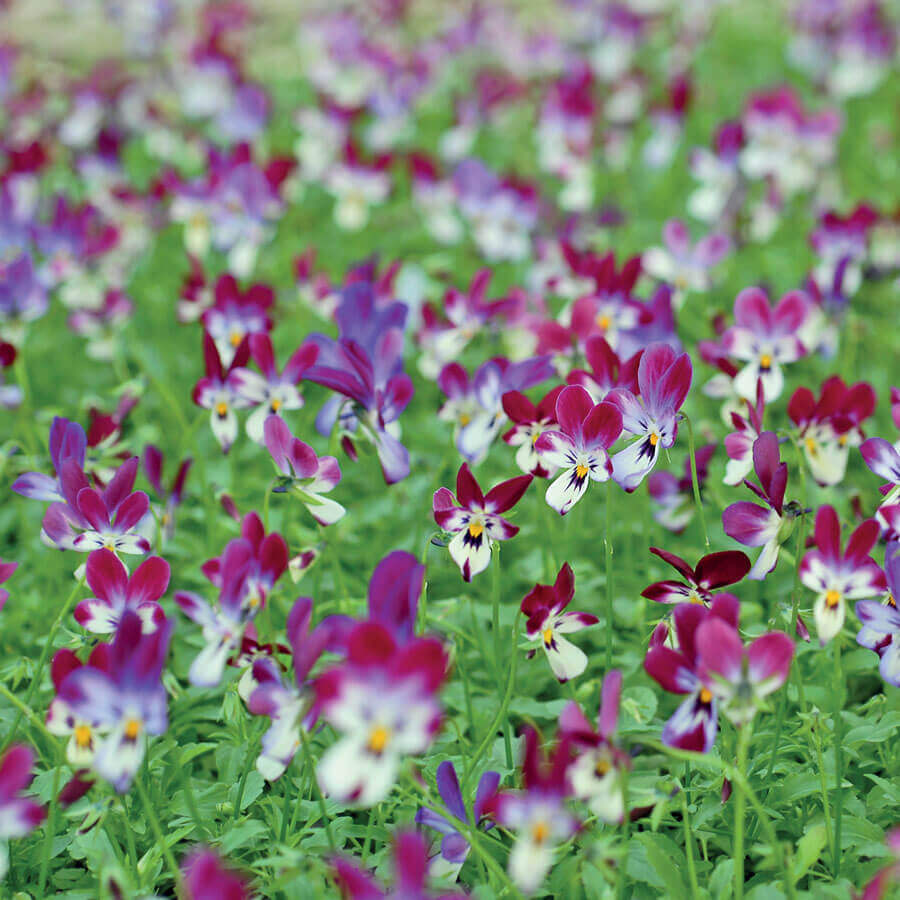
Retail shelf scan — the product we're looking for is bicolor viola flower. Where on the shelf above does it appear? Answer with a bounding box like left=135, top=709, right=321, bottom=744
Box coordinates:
left=647, top=443, right=716, bottom=533
left=723, top=383, right=765, bottom=485
left=201, top=273, right=274, bottom=368
left=521, top=563, right=598, bottom=682
left=12, top=416, right=86, bottom=503
left=800, top=505, right=884, bottom=645
left=0, top=559, right=16, bottom=612
left=694, top=616, right=794, bottom=726
left=565, top=335, right=641, bottom=403
left=74, top=549, right=169, bottom=635
left=230, top=333, right=318, bottom=443
left=607, top=343, right=692, bottom=492
left=642, top=548, right=750, bottom=606
left=333, top=830, right=466, bottom=900
left=535, top=385, right=623, bottom=514
left=860, top=436, right=900, bottom=516
left=723, top=431, right=797, bottom=580
left=486, top=728, right=578, bottom=895
left=559, top=669, right=629, bottom=823
left=58, top=610, right=172, bottom=792
left=192, top=330, right=252, bottom=454
left=720, top=287, right=809, bottom=403
left=264, top=416, right=345, bottom=526
left=856, top=541, right=900, bottom=687
left=315, top=623, right=448, bottom=806
left=182, top=848, right=249, bottom=900
left=143, top=444, right=192, bottom=544
left=0, top=745, right=45, bottom=879
left=415, top=760, right=500, bottom=880
left=501, top=385, right=564, bottom=477
left=433, top=463, right=533, bottom=581
left=644, top=596, right=739, bottom=752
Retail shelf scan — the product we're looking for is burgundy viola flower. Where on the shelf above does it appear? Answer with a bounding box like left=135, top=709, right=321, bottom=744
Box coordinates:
left=534, top=385, right=623, bottom=514
left=607, top=343, right=692, bottom=491
left=642, top=547, right=750, bottom=605
left=565, top=335, right=641, bottom=402
left=201, top=273, right=274, bottom=367
left=647, top=443, right=716, bottom=533
left=0, top=744, right=45, bottom=875
left=143, top=444, right=192, bottom=543
left=501, top=385, right=565, bottom=477
left=857, top=541, right=900, bottom=688
left=800, top=505, right=884, bottom=645
left=182, top=848, right=249, bottom=900
left=433, top=463, right=532, bottom=581
left=644, top=596, right=739, bottom=752
left=720, top=287, right=809, bottom=403
left=12, top=416, right=87, bottom=503
left=522, top=563, right=598, bottom=682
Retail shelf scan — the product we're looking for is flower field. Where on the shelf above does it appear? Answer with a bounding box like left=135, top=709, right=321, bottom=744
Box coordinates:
left=0, top=0, right=898, bottom=897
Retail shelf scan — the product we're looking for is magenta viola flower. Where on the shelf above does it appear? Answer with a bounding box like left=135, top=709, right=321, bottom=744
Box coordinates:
left=565, top=335, right=641, bottom=403
left=12, top=416, right=86, bottom=503
left=58, top=610, right=172, bottom=792
left=647, top=443, right=716, bottom=533
left=642, top=547, right=750, bottom=605
left=721, top=287, right=809, bottom=403
left=534, top=385, right=622, bottom=514
left=722, top=431, right=795, bottom=580
left=201, top=273, right=274, bottom=367
left=559, top=669, right=628, bottom=823
left=800, top=505, right=884, bottom=645
left=487, top=728, right=578, bottom=894
left=333, top=830, right=466, bottom=900
left=230, top=333, right=318, bottom=443
left=695, top=616, right=794, bottom=726
left=433, top=463, right=532, bottom=581
left=607, top=343, right=692, bottom=492
left=0, top=558, right=16, bottom=611
left=74, top=548, right=169, bottom=635
left=0, top=745, right=45, bottom=876
left=522, top=563, right=598, bottom=682
left=143, top=444, right=192, bottom=543
left=644, top=596, right=739, bottom=752
left=264, top=416, right=345, bottom=526
left=856, top=541, right=900, bottom=687
left=858, top=827, right=900, bottom=900
left=501, top=385, right=564, bottom=477
left=182, top=848, right=249, bottom=900
left=723, top=384, right=765, bottom=485
left=860, top=436, right=900, bottom=514
left=415, top=760, right=500, bottom=880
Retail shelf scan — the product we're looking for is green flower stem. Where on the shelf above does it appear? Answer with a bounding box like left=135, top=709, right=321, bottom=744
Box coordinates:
left=605, top=480, right=614, bottom=670
left=134, top=773, right=183, bottom=895
left=810, top=711, right=835, bottom=865
left=37, top=763, right=61, bottom=895
left=491, top=544, right=502, bottom=678
left=682, top=764, right=700, bottom=899
left=733, top=725, right=752, bottom=900
left=298, top=727, right=337, bottom=852
left=681, top=414, right=709, bottom=548
left=615, top=763, right=631, bottom=900
left=832, top=638, right=844, bottom=878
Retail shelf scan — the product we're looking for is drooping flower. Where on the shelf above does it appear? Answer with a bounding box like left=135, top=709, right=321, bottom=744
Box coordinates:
left=521, top=563, right=598, bottom=682
left=723, top=383, right=765, bottom=486
left=534, top=385, right=623, bottom=514
left=182, top=847, right=249, bottom=900
left=642, top=548, right=750, bottom=605
left=263, top=416, right=345, bottom=526
left=433, top=463, right=532, bottom=581
left=800, top=505, right=884, bottom=645
left=501, top=385, right=565, bottom=477
left=142, top=444, right=192, bottom=544
left=856, top=540, right=900, bottom=687
left=647, top=443, right=716, bottom=533
left=607, top=343, right=692, bottom=491
left=0, top=745, right=45, bottom=878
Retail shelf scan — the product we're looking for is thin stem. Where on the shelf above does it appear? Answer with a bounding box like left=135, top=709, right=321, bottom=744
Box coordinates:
left=811, top=712, right=835, bottom=865
left=832, top=638, right=844, bottom=878
left=605, top=480, right=614, bottom=671
left=733, top=725, right=752, bottom=900
left=298, top=728, right=337, bottom=852
left=134, top=773, right=183, bottom=894
left=681, top=414, right=709, bottom=548
left=120, top=797, right=141, bottom=889
left=491, top=544, right=502, bottom=679
left=682, top=764, right=700, bottom=899
left=615, top=763, right=631, bottom=900
left=38, top=763, right=61, bottom=895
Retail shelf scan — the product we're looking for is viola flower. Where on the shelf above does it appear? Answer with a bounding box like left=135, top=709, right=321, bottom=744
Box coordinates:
left=182, top=848, right=249, bottom=900
left=415, top=760, right=500, bottom=880
left=12, top=416, right=87, bottom=503
left=694, top=616, right=794, bottom=726
left=324, top=142, right=391, bottom=232
left=67, top=289, right=133, bottom=361
left=860, top=436, right=900, bottom=512
left=58, top=610, right=172, bottom=792
left=644, top=596, right=739, bottom=752
left=501, top=385, right=565, bottom=477
left=0, top=559, right=16, bottom=611
left=607, top=343, right=692, bottom=492
left=192, top=330, right=253, bottom=454
left=0, top=342, right=20, bottom=409
left=723, top=384, right=765, bottom=485
left=642, top=548, right=751, bottom=606
left=565, top=335, right=641, bottom=403
left=0, top=745, right=45, bottom=878
left=487, top=728, right=578, bottom=894
left=333, top=830, right=466, bottom=900
left=856, top=541, right=900, bottom=687
left=230, top=333, right=318, bottom=443
left=315, top=624, right=447, bottom=806
left=534, top=385, right=622, bottom=514
left=720, top=287, right=809, bottom=403
left=647, top=443, right=716, bottom=533
left=521, top=563, right=598, bottom=682
left=264, top=416, right=345, bottom=526
left=857, top=827, right=900, bottom=900
left=559, top=669, right=629, bottom=822
left=723, top=431, right=797, bottom=580
left=201, top=273, right=274, bottom=368
left=74, top=548, right=169, bottom=635
left=143, top=444, right=192, bottom=544
left=800, top=505, right=884, bottom=645
left=433, top=463, right=533, bottom=581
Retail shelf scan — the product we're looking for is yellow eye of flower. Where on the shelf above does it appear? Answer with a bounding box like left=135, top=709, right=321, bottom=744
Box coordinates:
left=74, top=724, right=92, bottom=748
left=700, top=687, right=713, bottom=704
left=215, top=401, right=229, bottom=417
left=229, top=330, right=243, bottom=347
left=531, top=821, right=550, bottom=845
left=594, top=757, right=611, bottom=777
left=542, top=627, right=553, bottom=646
left=468, top=521, right=483, bottom=539
left=596, top=314, right=611, bottom=331
left=576, top=463, right=589, bottom=479
left=805, top=437, right=818, bottom=454
left=459, top=413, right=471, bottom=427
left=124, top=718, right=142, bottom=740
left=649, top=433, right=660, bottom=447
left=759, top=354, right=772, bottom=369
left=270, top=398, right=282, bottom=412
left=825, top=589, right=841, bottom=608
left=367, top=725, right=390, bottom=754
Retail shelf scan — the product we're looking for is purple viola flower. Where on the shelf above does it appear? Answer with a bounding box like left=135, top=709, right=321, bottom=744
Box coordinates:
left=142, top=444, right=192, bottom=544
left=607, top=342, right=692, bottom=492
left=860, top=436, right=900, bottom=514
left=0, top=744, right=45, bottom=875
left=0, top=252, right=49, bottom=336
left=856, top=541, right=900, bottom=687
left=723, top=384, right=766, bottom=486
left=230, top=334, right=318, bottom=443
left=433, top=463, right=533, bottom=582
left=264, top=416, right=344, bottom=526
left=182, top=847, right=249, bottom=900
left=59, top=610, right=172, bottom=792
left=0, top=558, right=16, bottom=611
left=644, top=596, right=739, bottom=753
left=415, top=761, right=500, bottom=880
left=74, top=548, right=169, bottom=635
left=642, top=547, right=750, bottom=605
left=721, top=288, right=809, bottom=403
left=534, top=385, right=623, bottom=514
left=800, top=505, right=884, bottom=645
left=647, top=443, right=716, bottom=533
left=521, top=563, right=598, bottom=682
left=722, top=431, right=795, bottom=580
left=12, top=416, right=87, bottom=503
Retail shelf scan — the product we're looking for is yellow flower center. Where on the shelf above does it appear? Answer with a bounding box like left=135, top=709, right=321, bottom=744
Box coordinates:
left=649, top=433, right=660, bottom=447
left=596, top=314, right=611, bottom=331
left=247, top=593, right=261, bottom=609
left=215, top=401, right=229, bottom=417
left=124, top=718, right=142, bottom=740
left=805, top=437, right=818, bottom=454
left=459, top=413, right=471, bottom=427
left=838, top=434, right=848, bottom=447
left=270, top=398, right=282, bottom=412
left=825, top=589, right=841, bottom=608
left=104, top=542, right=115, bottom=551
left=367, top=725, right=390, bottom=754
left=468, top=521, right=483, bottom=539
left=576, top=463, right=589, bottom=479
left=700, top=687, right=713, bottom=704
left=531, top=821, right=550, bottom=845
left=889, top=594, right=897, bottom=609
left=74, top=724, right=92, bottom=748
left=229, top=330, right=243, bottom=348
left=542, top=627, right=553, bottom=646
left=759, top=353, right=772, bottom=369
left=594, top=757, right=611, bottom=777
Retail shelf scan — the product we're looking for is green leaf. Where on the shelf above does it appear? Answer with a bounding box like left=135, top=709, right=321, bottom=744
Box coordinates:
left=634, top=833, right=689, bottom=900
left=791, top=823, right=827, bottom=883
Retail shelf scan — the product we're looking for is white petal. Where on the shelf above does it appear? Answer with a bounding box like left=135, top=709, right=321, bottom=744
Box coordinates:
left=545, top=467, right=589, bottom=516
